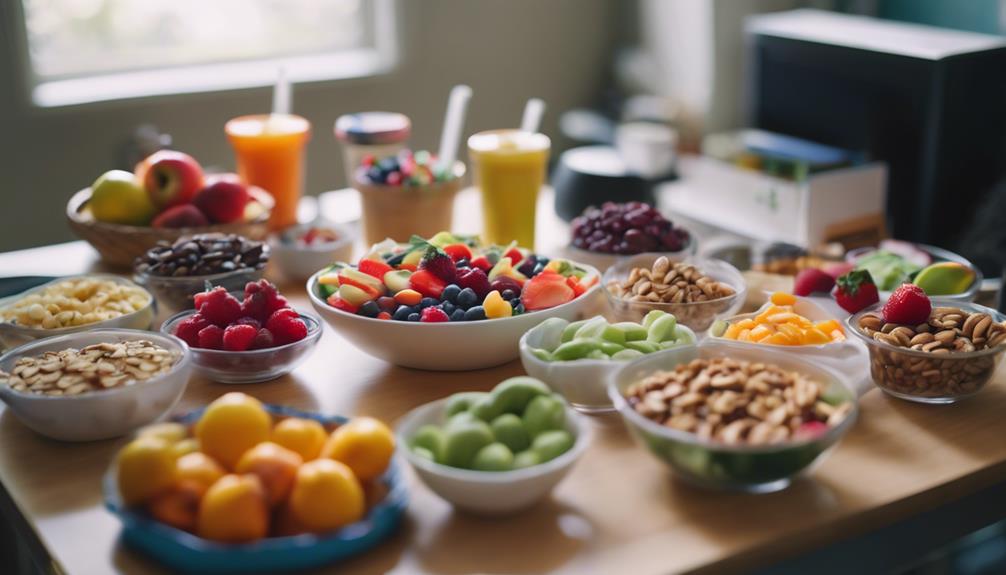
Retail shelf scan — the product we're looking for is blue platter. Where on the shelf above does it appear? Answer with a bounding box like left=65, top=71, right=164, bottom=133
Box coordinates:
left=104, top=404, right=408, bottom=574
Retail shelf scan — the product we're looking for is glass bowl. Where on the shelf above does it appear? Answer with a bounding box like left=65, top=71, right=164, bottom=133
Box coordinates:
left=0, top=328, right=191, bottom=441
left=602, top=255, right=746, bottom=333
left=161, top=310, right=322, bottom=384
left=0, top=274, right=155, bottom=350
left=135, top=267, right=265, bottom=317
left=845, top=300, right=1006, bottom=404
left=608, top=341, right=858, bottom=493
left=846, top=243, right=982, bottom=302
left=104, top=403, right=407, bottom=574
left=560, top=234, right=697, bottom=273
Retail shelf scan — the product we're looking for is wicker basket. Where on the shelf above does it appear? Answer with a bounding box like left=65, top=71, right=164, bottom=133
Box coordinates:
left=66, top=187, right=274, bottom=269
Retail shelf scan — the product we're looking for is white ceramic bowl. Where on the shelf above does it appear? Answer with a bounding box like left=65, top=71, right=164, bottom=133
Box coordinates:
left=0, top=329, right=192, bottom=441
left=0, top=274, right=155, bottom=350
left=306, top=264, right=603, bottom=371
left=707, top=295, right=872, bottom=396
left=519, top=319, right=697, bottom=413
left=269, top=222, right=356, bottom=282
left=395, top=397, right=590, bottom=515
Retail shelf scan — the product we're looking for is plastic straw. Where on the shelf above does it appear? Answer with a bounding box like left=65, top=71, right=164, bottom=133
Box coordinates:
left=272, top=66, right=290, bottom=116
left=436, top=84, right=473, bottom=173
left=520, top=98, right=545, bottom=133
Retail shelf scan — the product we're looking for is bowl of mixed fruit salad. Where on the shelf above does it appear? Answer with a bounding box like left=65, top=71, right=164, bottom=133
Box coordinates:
left=307, top=232, right=601, bottom=370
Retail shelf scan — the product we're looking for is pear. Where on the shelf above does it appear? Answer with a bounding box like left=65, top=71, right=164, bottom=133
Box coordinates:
left=913, top=262, right=975, bottom=296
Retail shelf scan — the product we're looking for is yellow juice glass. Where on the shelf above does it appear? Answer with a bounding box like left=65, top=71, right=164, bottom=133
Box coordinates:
left=468, top=130, right=550, bottom=248
left=225, top=114, right=311, bottom=230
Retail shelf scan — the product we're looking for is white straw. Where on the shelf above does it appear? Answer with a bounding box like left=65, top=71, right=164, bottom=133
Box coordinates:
left=436, top=84, right=473, bottom=173
left=272, top=66, right=291, bottom=116
left=520, top=98, right=545, bottom=133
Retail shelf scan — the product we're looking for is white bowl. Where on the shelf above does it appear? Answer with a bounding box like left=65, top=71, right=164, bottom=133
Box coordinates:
left=269, top=222, right=356, bottom=282
left=519, top=319, right=697, bottom=413
left=306, top=264, right=603, bottom=371
left=0, top=274, right=155, bottom=350
left=395, top=397, right=590, bottom=515
left=707, top=295, right=872, bottom=396
left=0, top=329, right=192, bottom=441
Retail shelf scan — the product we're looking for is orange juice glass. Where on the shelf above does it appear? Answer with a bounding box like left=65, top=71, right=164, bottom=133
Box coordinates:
left=225, top=114, right=311, bottom=230
left=468, top=130, right=550, bottom=248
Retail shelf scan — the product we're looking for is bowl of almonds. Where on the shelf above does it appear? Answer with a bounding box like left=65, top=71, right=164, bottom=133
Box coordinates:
left=603, top=255, right=746, bottom=332
left=609, top=341, right=857, bottom=492
left=0, top=329, right=191, bottom=441
left=847, top=298, right=1006, bottom=404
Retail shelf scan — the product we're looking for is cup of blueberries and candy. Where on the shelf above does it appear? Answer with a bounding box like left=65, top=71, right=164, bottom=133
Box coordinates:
left=315, top=231, right=597, bottom=323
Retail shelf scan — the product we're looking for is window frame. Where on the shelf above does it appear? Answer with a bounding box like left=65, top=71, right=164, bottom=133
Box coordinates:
left=10, top=0, right=398, bottom=109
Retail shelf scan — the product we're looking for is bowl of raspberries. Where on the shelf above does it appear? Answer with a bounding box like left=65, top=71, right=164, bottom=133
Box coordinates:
left=564, top=202, right=694, bottom=272
left=162, top=280, right=322, bottom=383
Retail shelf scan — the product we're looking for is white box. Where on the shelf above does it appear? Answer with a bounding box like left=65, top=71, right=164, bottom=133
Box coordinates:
left=661, top=154, right=887, bottom=248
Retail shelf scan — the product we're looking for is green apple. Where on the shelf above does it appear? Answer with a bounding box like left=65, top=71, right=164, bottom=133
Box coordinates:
left=89, top=170, right=156, bottom=225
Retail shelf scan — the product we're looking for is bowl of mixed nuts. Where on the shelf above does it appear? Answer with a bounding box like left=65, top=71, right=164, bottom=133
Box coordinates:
left=0, top=329, right=191, bottom=441
left=847, top=300, right=1006, bottom=404
left=0, top=275, right=155, bottom=350
left=608, top=341, right=857, bottom=492
left=603, top=255, right=746, bottom=333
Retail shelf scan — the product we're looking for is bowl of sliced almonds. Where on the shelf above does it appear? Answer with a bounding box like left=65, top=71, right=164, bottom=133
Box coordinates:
left=609, top=341, right=857, bottom=493
left=0, top=329, right=192, bottom=441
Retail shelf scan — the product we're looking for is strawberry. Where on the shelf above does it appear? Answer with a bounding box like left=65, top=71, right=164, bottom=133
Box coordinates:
left=565, top=275, right=586, bottom=297
left=326, top=294, right=359, bottom=314
left=418, top=246, right=457, bottom=283
left=882, top=284, right=931, bottom=325
left=443, top=243, right=473, bottom=262
left=409, top=269, right=447, bottom=299
left=469, top=256, right=492, bottom=273
left=358, top=258, right=393, bottom=280
left=521, top=272, right=575, bottom=311
left=834, top=270, right=879, bottom=314
left=456, top=267, right=491, bottom=299
left=793, top=268, right=835, bottom=296
left=504, top=247, right=524, bottom=265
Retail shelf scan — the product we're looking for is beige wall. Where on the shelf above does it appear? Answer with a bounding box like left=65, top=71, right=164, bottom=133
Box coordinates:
left=0, top=0, right=619, bottom=252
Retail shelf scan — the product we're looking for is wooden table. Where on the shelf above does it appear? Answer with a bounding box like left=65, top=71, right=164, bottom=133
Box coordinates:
left=2, top=195, right=1006, bottom=574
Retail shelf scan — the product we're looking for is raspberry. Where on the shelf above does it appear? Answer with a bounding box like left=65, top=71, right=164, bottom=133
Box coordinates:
left=234, top=317, right=261, bottom=330
left=222, top=324, right=258, bottom=351
left=250, top=328, right=275, bottom=350
left=197, top=324, right=224, bottom=350
left=267, top=295, right=290, bottom=315
left=420, top=307, right=450, bottom=323
left=244, top=279, right=287, bottom=316
left=195, top=286, right=241, bottom=326
left=175, top=313, right=210, bottom=347
left=265, top=308, right=308, bottom=344
left=240, top=290, right=270, bottom=322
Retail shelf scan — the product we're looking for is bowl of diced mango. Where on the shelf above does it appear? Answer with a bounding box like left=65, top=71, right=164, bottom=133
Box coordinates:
left=709, top=292, right=847, bottom=347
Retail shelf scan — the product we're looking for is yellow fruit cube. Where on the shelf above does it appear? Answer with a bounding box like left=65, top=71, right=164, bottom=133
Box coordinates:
left=770, top=292, right=797, bottom=306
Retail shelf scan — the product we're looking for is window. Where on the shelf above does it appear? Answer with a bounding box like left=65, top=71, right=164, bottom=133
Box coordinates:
left=18, top=0, right=396, bottom=107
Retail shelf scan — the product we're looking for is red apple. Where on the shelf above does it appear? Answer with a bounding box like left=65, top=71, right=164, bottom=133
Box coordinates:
left=193, top=174, right=249, bottom=224
left=152, top=204, right=210, bottom=229
left=136, top=150, right=205, bottom=210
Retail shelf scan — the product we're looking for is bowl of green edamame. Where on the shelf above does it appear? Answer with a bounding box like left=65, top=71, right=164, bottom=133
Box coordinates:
left=519, top=312, right=696, bottom=413
left=396, top=376, right=590, bottom=515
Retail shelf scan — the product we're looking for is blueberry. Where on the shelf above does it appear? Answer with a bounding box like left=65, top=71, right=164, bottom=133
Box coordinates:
left=514, top=303, right=525, bottom=314
left=510, top=298, right=521, bottom=309
left=366, top=166, right=384, bottom=183
left=501, top=289, right=516, bottom=301
left=407, top=312, right=421, bottom=322
left=536, top=256, right=550, bottom=266
left=450, top=309, right=466, bottom=322
left=464, top=305, right=486, bottom=321
left=419, top=297, right=439, bottom=309
left=456, top=287, right=478, bottom=309
left=532, top=263, right=547, bottom=276
left=517, top=256, right=537, bottom=277
left=455, top=258, right=470, bottom=269
left=392, top=305, right=413, bottom=321
left=358, top=301, right=381, bottom=317
left=441, top=284, right=461, bottom=303
left=441, top=302, right=456, bottom=316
